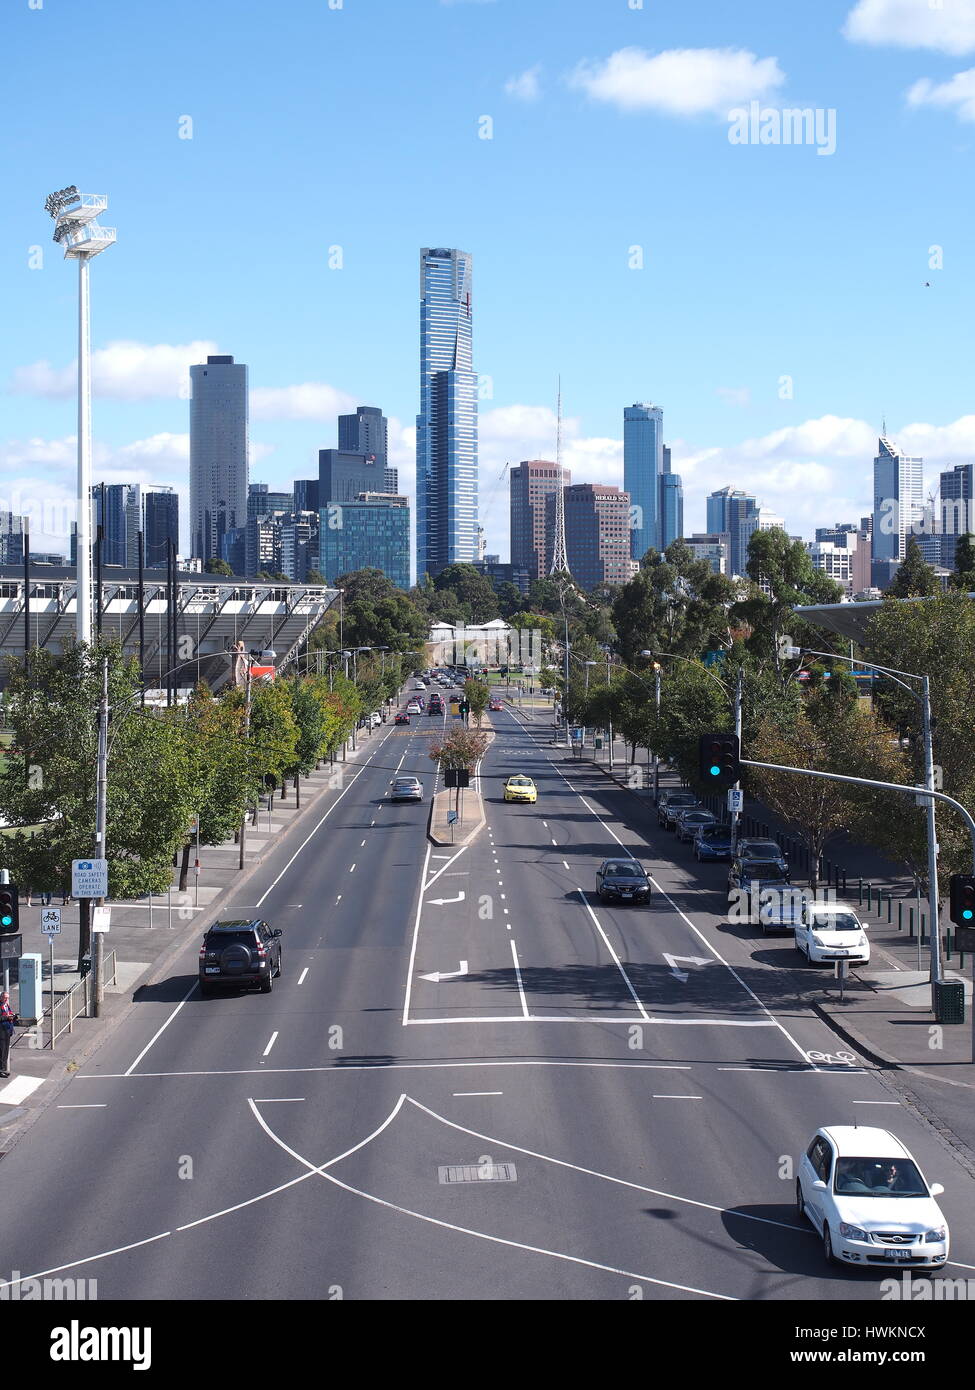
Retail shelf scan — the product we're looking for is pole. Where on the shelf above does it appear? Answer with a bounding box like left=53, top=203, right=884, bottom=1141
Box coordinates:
left=194, top=815, right=200, bottom=907
left=49, top=933, right=54, bottom=1047
left=91, top=656, right=108, bottom=1018
left=653, top=667, right=661, bottom=804
left=922, top=675, right=942, bottom=1002
left=563, top=611, right=570, bottom=747
left=731, top=666, right=743, bottom=856
left=0, top=869, right=8, bottom=995
left=23, top=516, right=30, bottom=662
left=238, top=666, right=252, bottom=870
left=137, top=529, right=145, bottom=705
left=95, top=483, right=104, bottom=636
left=77, top=256, right=93, bottom=646
left=167, top=883, right=172, bottom=930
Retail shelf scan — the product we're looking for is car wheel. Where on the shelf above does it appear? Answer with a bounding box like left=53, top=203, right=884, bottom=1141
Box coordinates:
left=823, top=1224, right=836, bottom=1265
left=796, top=1179, right=806, bottom=1220
left=260, top=969, right=273, bottom=994
left=275, top=950, right=282, bottom=978
left=797, top=939, right=807, bottom=961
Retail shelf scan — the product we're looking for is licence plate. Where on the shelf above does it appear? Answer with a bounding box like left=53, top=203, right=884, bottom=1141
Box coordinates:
left=889, top=1249, right=915, bottom=1260
left=205, top=967, right=220, bottom=974
left=622, top=893, right=633, bottom=899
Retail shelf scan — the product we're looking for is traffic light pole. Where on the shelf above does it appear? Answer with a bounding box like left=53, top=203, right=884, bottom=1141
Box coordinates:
left=731, top=667, right=743, bottom=857
left=91, top=657, right=109, bottom=1019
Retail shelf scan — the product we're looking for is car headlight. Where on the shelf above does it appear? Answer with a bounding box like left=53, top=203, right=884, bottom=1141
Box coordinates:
left=839, top=1222, right=869, bottom=1241
left=924, top=1227, right=946, bottom=1242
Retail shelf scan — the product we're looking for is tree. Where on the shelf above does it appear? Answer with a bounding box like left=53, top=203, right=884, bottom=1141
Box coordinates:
left=305, top=569, right=326, bottom=585
left=734, top=527, right=842, bottom=679
left=612, top=541, right=736, bottom=668
left=433, top=563, right=500, bottom=623
left=328, top=568, right=428, bottom=651
left=496, top=582, right=528, bottom=619
left=205, top=557, right=234, bottom=576
left=427, top=726, right=489, bottom=772
left=888, top=535, right=940, bottom=598
left=951, top=535, right=975, bottom=591
left=463, top=677, right=490, bottom=728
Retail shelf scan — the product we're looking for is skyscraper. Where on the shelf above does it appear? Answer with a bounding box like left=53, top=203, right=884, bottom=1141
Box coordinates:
left=125, top=485, right=179, bottom=568
left=318, top=450, right=389, bottom=507
left=190, top=354, right=248, bottom=563
left=940, top=463, right=974, bottom=570
left=416, top=248, right=478, bottom=580
left=95, top=484, right=130, bottom=567
left=0, top=512, right=24, bottom=566
left=658, top=445, right=684, bottom=551
left=624, top=403, right=663, bottom=562
left=247, top=482, right=293, bottom=519
left=319, top=494, right=410, bottom=591
left=546, top=483, right=635, bottom=590
left=293, top=479, right=320, bottom=516
left=339, top=406, right=388, bottom=467
left=872, top=436, right=923, bottom=579
left=706, top=487, right=758, bottom=578
left=509, top=459, right=568, bottom=580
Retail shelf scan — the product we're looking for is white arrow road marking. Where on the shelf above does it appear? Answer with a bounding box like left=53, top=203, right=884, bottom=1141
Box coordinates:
left=428, top=892, right=465, bottom=906
left=663, top=953, right=713, bottom=984
left=418, top=960, right=468, bottom=983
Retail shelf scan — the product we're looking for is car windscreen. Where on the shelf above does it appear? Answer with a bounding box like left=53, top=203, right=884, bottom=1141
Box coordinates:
left=743, top=843, right=781, bottom=857
left=604, top=863, right=643, bottom=878
left=833, top=1158, right=927, bottom=1197
left=682, top=812, right=712, bottom=822
left=700, top=827, right=730, bottom=840
left=508, top=778, right=532, bottom=786
left=807, top=912, right=860, bottom=933
left=668, top=795, right=697, bottom=807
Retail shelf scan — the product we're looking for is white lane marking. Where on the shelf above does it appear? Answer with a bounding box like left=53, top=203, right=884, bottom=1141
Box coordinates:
left=253, top=732, right=392, bottom=908
left=262, top=1032, right=278, bottom=1058
left=562, top=861, right=570, bottom=871
left=79, top=1058, right=695, bottom=1080
left=542, top=821, right=548, bottom=828
left=361, top=839, right=366, bottom=847
left=336, top=895, right=342, bottom=904
left=57, top=1103, right=107, bottom=1109
left=297, top=968, right=309, bottom=985
left=453, top=1091, right=504, bottom=1096
left=402, top=841, right=434, bottom=1024
left=124, top=977, right=199, bottom=1077
left=718, top=1066, right=866, bottom=1074
left=422, top=844, right=469, bottom=894
left=652, top=1095, right=703, bottom=1100
left=0, top=1075, right=44, bottom=1104
left=0, top=1231, right=173, bottom=1293
left=252, top=1095, right=735, bottom=1301
left=254, top=1097, right=305, bottom=1103
left=547, top=758, right=813, bottom=1068
left=852, top=1100, right=901, bottom=1105
left=349, top=863, right=356, bottom=873
left=396, top=754, right=406, bottom=772
left=510, top=940, right=529, bottom=1018
left=575, top=890, right=650, bottom=1022
left=551, top=838, right=557, bottom=846
left=404, top=1015, right=775, bottom=1026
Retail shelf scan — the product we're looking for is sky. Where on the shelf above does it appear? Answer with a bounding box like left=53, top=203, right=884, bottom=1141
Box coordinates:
left=3, top=0, right=975, bottom=568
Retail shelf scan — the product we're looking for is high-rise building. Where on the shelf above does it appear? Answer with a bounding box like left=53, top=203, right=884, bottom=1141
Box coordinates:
left=244, top=515, right=282, bottom=577
left=318, top=449, right=390, bottom=508
left=547, top=483, right=635, bottom=590
left=940, top=463, right=974, bottom=570
left=319, top=494, right=410, bottom=591
left=624, top=403, right=663, bottom=562
left=872, top=436, right=923, bottom=579
left=706, top=487, right=758, bottom=578
left=416, top=247, right=478, bottom=580
left=0, top=512, right=25, bottom=566
left=339, top=406, right=388, bottom=466
left=687, top=533, right=730, bottom=575
left=94, top=484, right=130, bottom=567
left=280, top=512, right=318, bottom=583
left=509, top=459, right=567, bottom=581
left=473, top=557, right=531, bottom=596
left=247, top=483, right=293, bottom=519
left=190, top=355, right=248, bottom=563
left=658, top=445, right=684, bottom=551
left=293, top=479, right=320, bottom=516
left=124, top=485, right=179, bottom=568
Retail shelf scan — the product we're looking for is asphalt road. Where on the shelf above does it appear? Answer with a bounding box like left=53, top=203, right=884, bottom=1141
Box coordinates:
left=3, top=697, right=975, bottom=1302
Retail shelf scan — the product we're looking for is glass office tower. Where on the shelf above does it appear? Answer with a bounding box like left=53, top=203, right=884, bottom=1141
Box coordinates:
left=190, top=355, right=249, bottom=563
left=624, top=403, right=663, bottom=562
left=416, top=248, right=478, bottom=580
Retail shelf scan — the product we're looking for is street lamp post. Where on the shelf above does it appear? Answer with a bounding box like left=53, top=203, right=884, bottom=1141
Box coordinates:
left=44, top=188, right=116, bottom=647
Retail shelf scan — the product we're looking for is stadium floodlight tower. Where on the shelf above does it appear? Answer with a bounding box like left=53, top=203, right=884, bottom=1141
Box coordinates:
left=44, top=186, right=116, bottom=645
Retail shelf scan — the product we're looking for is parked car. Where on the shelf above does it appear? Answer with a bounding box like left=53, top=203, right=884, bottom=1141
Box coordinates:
left=595, top=859, right=651, bottom=904
left=728, top=856, right=791, bottom=899
left=394, top=712, right=411, bottom=725
left=693, top=824, right=733, bottom=861
left=796, top=1126, right=948, bottom=1269
left=390, top=776, right=423, bottom=802
left=199, top=919, right=282, bottom=996
left=675, top=809, right=717, bottom=843
left=657, top=791, right=700, bottom=830
left=795, top=901, right=870, bottom=965
left=738, top=839, right=788, bottom=873
left=368, top=711, right=382, bottom=728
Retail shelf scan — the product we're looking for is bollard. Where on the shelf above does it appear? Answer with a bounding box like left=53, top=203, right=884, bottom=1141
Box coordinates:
left=898, top=900, right=903, bottom=931
left=867, top=883, right=873, bottom=912
left=909, top=907, right=915, bottom=938
left=887, top=894, right=892, bottom=923
left=858, top=877, right=863, bottom=905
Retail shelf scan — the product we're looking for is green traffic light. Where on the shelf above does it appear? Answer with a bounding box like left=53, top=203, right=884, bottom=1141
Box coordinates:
left=964, top=909, right=974, bottom=920
left=709, top=765, right=720, bottom=776
left=0, top=915, right=11, bottom=926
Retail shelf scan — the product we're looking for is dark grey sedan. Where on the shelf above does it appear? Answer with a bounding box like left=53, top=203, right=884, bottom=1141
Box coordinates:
left=596, top=859, right=652, bottom=905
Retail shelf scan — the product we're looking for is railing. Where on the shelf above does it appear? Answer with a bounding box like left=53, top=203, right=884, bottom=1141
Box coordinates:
left=46, top=950, right=116, bottom=1048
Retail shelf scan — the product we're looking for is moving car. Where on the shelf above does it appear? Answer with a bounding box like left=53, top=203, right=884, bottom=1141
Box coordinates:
left=596, top=859, right=651, bottom=904
left=389, top=776, right=423, bottom=802
left=657, top=791, right=700, bottom=830
left=394, top=712, right=411, bottom=725
left=199, top=919, right=282, bottom=996
left=406, top=700, right=422, bottom=714
left=795, top=901, right=870, bottom=964
left=796, top=1126, right=948, bottom=1269
left=693, top=824, right=733, bottom=861
left=504, top=775, right=537, bottom=804
left=675, top=808, right=717, bottom=844
left=489, top=699, right=503, bottom=712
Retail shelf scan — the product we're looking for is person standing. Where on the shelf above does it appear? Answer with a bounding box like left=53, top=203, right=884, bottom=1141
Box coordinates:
left=0, top=990, right=16, bottom=1078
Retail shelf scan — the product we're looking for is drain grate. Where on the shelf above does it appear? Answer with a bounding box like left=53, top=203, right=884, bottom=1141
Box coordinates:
left=438, top=1163, right=517, bottom=1184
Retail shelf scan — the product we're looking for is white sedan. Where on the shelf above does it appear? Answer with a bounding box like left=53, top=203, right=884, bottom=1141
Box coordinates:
left=797, top=1126, right=948, bottom=1269
left=795, top=901, right=870, bottom=965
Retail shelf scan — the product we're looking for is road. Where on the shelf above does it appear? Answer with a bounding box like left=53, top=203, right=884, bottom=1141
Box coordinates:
left=3, top=697, right=974, bottom=1302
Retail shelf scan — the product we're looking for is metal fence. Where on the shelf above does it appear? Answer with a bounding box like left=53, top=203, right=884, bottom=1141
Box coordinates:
left=46, top=950, right=117, bottom=1049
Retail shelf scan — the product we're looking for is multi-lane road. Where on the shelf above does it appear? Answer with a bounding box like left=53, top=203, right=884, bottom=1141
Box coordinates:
left=3, top=697, right=975, bottom=1302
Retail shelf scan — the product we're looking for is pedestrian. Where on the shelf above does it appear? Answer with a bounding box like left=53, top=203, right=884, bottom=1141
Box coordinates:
left=24, top=885, right=32, bottom=907
left=0, top=990, right=17, bottom=1078
left=40, top=888, right=52, bottom=906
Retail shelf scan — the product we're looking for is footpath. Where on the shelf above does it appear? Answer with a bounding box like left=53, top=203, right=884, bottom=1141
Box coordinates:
left=511, top=698, right=975, bottom=1169
left=0, top=715, right=392, bottom=1148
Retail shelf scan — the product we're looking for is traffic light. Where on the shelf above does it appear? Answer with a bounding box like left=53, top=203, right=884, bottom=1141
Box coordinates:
left=949, top=874, right=975, bottom=928
left=699, top=733, right=740, bottom=789
left=0, top=882, right=19, bottom=936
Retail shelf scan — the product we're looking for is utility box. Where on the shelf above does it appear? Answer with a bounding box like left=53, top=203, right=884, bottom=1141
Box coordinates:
left=18, top=952, right=43, bottom=1025
left=934, top=979, right=965, bottom=1025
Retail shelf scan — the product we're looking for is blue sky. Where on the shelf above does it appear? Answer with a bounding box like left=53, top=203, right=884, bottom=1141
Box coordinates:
left=4, top=0, right=975, bottom=563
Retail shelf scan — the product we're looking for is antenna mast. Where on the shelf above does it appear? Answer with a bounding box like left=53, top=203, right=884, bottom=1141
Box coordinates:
left=550, top=376, right=569, bottom=575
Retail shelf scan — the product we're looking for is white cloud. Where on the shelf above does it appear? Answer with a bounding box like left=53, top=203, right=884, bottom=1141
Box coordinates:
left=716, top=386, right=751, bottom=407
left=844, top=0, right=975, bottom=55
left=250, top=382, right=358, bottom=421
left=9, top=341, right=219, bottom=399
left=505, top=65, right=542, bottom=101
left=568, top=47, right=785, bottom=116
left=907, top=67, right=975, bottom=120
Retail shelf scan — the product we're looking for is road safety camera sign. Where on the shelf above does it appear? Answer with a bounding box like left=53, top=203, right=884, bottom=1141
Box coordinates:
left=72, top=858, right=108, bottom=898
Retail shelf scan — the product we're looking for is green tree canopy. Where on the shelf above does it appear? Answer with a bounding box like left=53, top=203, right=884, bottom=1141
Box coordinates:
left=888, top=535, right=940, bottom=598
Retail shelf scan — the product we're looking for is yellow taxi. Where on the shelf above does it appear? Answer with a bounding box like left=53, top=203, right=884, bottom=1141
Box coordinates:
left=503, top=775, right=537, bottom=804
